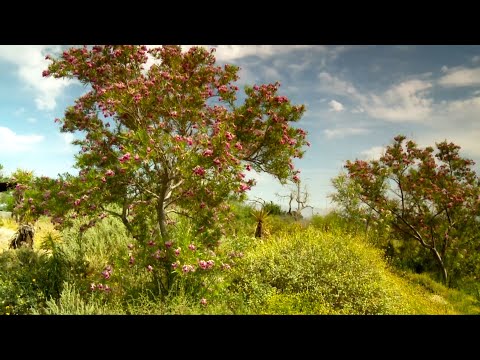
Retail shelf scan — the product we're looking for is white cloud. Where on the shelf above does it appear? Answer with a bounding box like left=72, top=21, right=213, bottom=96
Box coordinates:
left=361, top=146, right=386, bottom=160
left=318, top=72, right=360, bottom=97
left=438, top=66, right=480, bottom=87
left=0, top=45, right=75, bottom=111
left=363, top=79, right=433, bottom=122
left=26, top=117, right=37, bottom=123
left=328, top=100, right=344, bottom=112
left=324, top=127, right=369, bottom=139
left=318, top=72, right=433, bottom=123
left=212, top=45, right=325, bottom=62
left=472, top=56, right=480, bottom=63
left=0, top=126, right=44, bottom=153
left=59, top=133, right=76, bottom=153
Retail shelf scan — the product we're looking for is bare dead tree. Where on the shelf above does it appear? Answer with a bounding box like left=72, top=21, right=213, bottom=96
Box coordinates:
left=276, top=179, right=313, bottom=220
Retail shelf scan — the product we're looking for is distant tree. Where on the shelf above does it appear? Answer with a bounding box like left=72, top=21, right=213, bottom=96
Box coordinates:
left=344, top=135, right=480, bottom=285
left=277, top=179, right=313, bottom=220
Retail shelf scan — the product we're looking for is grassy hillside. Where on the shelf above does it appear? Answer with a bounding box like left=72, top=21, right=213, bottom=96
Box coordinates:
left=1, top=215, right=479, bottom=315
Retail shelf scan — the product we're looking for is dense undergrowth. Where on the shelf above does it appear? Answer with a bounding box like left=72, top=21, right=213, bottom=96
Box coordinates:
left=1, top=209, right=479, bottom=315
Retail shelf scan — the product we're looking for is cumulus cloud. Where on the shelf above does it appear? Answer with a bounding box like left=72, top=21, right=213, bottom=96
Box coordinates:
left=0, top=126, right=44, bottom=153
left=0, top=45, right=75, bottom=111
left=361, top=146, right=386, bottom=160
left=328, top=100, right=344, bottom=112
left=318, top=72, right=433, bottom=123
left=324, top=127, right=369, bottom=139
left=212, top=45, right=325, bottom=62
left=437, top=66, right=480, bottom=87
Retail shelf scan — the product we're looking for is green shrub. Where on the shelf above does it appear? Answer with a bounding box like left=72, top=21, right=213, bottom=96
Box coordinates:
left=222, top=227, right=466, bottom=314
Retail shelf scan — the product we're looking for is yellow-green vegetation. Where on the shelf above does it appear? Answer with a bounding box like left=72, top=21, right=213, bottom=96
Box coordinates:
left=1, top=213, right=479, bottom=315
left=220, top=226, right=480, bottom=314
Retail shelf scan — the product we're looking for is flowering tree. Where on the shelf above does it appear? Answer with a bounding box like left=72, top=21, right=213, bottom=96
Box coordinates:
left=31, top=45, right=308, bottom=248
left=344, top=135, right=480, bottom=285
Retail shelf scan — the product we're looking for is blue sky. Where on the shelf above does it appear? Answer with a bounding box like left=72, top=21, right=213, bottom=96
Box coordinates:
left=1, top=45, right=480, bottom=215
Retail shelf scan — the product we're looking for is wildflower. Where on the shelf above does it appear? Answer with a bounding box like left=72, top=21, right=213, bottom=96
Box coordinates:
left=148, top=240, right=156, bottom=246
left=129, top=256, right=135, bottom=265
left=246, top=164, right=252, bottom=171
left=206, top=260, right=215, bottom=269
left=74, top=199, right=81, bottom=206
left=235, top=142, right=243, bottom=150
left=221, top=263, right=231, bottom=270
left=127, top=243, right=134, bottom=250
left=225, top=132, right=234, bottom=141
left=90, top=283, right=96, bottom=291
left=147, top=265, right=153, bottom=272
left=104, top=285, right=111, bottom=292
left=165, top=240, right=173, bottom=248
left=171, top=262, right=178, bottom=269
left=200, top=298, right=207, bottom=306
left=102, top=270, right=111, bottom=280
left=193, top=166, right=206, bottom=176
left=198, top=260, right=208, bottom=270
left=174, top=248, right=181, bottom=256
left=188, top=244, right=196, bottom=251
left=105, top=169, right=115, bottom=177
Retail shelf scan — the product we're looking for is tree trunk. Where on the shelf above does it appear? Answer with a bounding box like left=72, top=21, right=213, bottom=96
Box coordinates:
left=430, top=247, right=448, bottom=286
left=157, top=202, right=169, bottom=241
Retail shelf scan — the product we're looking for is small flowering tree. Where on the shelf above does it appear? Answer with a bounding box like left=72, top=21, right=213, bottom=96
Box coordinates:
left=35, top=45, right=308, bottom=246
left=344, top=135, right=480, bottom=285
left=16, top=45, right=310, bottom=294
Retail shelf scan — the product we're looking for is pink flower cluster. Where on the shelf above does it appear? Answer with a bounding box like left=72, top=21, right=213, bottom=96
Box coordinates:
left=102, top=265, right=113, bottom=280
left=193, top=166, right=206, bottom=176
left=119, top=152, right=131, bottom=163
left=198, top=259, right=215, bottom=270
left=182, top=264, right=196, bottom=273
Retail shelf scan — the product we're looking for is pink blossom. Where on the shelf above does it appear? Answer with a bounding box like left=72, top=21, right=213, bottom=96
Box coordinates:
left=253, top=85, right=259, bottom=91
left=225, top=132, right=234, bottom=141
left=42, top=70, right=50, bottom=77
left=90, top=283, right=96, bottom=291
left=165, top=241, right=173, bottom=248
left=235, top=142, right=243, bottom=150
left=174, top=248, right=181, bottom=256
left=102, top=270, right=111, bottom=280
left=188, top=244, right=196, bottom=251
left=203, top=149, right=213, bottom=157
left=207, top=260, right=215, bottom=269
left=134, top=154, right=140, bottom=161
left=198, top=260, right=208, bottom=269
left=129, top=256, right=135, bottom=265
left=246, top=164, right=252, bottom=171
left=148, top=240, right=156, bottom=246
left=293, top=175, right=300, bottom=183
left=239, top=183, right=250, bottom=192
left=218, top=85, right=228, bottom=93
left=105, top=169, right=115, bottom=177
left=171, top=262, right=178, bottom=269
left=200, top=298, right=207, bottom=306
left=101, top=177, right=107, bottom=183
left=74, top=199, right=81, bottom=206
left=193, top=166, right=206, bottom=176
left=213, top=158, right=221, bottom=166
left=147, top=265, right=153, bottom=272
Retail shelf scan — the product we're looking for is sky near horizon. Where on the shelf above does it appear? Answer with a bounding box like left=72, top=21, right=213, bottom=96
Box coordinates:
left=1, top=45, right=480, bottom=215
